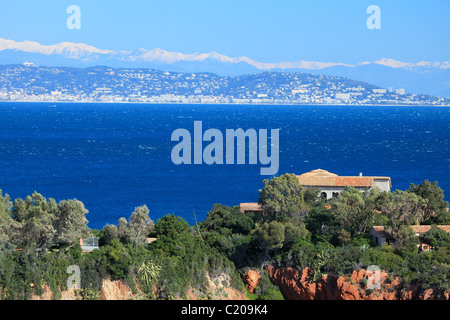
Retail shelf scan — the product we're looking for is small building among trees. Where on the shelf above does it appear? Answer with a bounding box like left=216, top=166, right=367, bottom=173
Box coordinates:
left=370, top=225, right=450, bottom=251
left=369, top=226, right=395, bottom=247
left=80, top=237, right=99, bottom=252
left=239, top=203, right=263, bottom=214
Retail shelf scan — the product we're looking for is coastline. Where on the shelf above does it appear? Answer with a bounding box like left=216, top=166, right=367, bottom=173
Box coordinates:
left=1, top=101, right=449, bottom=107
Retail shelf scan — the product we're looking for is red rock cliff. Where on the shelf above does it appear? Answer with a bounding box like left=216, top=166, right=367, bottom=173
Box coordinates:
left=258, top=266, right=449, bottom=300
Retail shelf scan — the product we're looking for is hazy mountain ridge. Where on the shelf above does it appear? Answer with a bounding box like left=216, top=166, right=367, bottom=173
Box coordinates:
left=1, top=37, right=449, bottom=97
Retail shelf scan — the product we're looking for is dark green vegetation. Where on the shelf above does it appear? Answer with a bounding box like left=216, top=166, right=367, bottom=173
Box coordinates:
left=0, top=175, right=449, bottom=300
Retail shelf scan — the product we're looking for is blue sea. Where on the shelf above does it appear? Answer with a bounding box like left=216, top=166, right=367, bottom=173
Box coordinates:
left=0, top=102, right=449, bottom=229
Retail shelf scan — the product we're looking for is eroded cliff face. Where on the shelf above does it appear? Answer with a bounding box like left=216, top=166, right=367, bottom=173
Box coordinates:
left=99, top=279, right=137, bottom=300
left=30, top=272, right=248, bottom=300
left=242, top=270, right=261, bottom=294
left=259, top=266, right=450, bottom=300
left=183, top=273, right=248, bottom=300
left=30, top=279, right=137, bottom=300
left=32, top=267, right=450, bottom=300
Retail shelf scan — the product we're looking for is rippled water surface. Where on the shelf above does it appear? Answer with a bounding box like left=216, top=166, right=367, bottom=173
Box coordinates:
left=0, top=103, right=448, bottom=228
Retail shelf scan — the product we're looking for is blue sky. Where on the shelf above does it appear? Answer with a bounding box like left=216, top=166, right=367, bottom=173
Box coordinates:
left=0, top=0, right=448, bottom=63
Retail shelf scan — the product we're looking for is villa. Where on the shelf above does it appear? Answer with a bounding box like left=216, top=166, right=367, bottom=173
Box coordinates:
left=296, top=169, right=391, bottom=200
left=240, top=169, right=392, bottom=212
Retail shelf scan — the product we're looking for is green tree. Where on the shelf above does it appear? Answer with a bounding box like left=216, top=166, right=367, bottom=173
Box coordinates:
left=252, top=221, right=285, bottom=254
left=9, top=193, right=57, bottom=249
left=0, top=189, right=12, bottom=221
left=0, top=190, right=14, bottom=242
left=223, top=210, right=255, bottom=235
left=99, top=224, right=119, bottom=246
left=408, top=180, right=449, bottom=223
left=258, top=173, right=306, bottom=222
left=113, top=206, right=154, bottom=245
left=381, top=190, right=425, bottom=238
left=19, top=218, right=56, bottom=249
left=336, top=229, right=352, bottom=246
left=12, top=192, right=58, bottom=222
left=305, top=205, right=339, bottom=243
left=53, top=199, right=90, bottom=246
left=419, top=225, right=450, bottom=250
left=117, top=217, right=129, bottom=242
left=332, top=186, right=385, bottom=235
left=98, top=239, right=133, bottom=280
left=302, top=187, right=320, bottom=206
left=392, top=226, right=419, bottom=258
left=154, top=214, right=190, bottom=239
left=200, top=204, right=254, bottom=236
left=127, top=205, right=154, bottom=245
left=283, top=221, right=309, bottom=245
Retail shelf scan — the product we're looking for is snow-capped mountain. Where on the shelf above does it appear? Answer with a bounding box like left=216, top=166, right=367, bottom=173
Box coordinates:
left=0, top=38, right=113, bottom=58
left=374, top=57, right=450, bottom=70
left=1, top=37, right=448, bottom=71
left=0, top=37, right=449, bottom=97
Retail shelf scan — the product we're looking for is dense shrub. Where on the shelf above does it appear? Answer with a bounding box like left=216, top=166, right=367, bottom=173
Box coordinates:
left=1, top=178, right=450, bottom=299
left=419, top=225, right=450, bottom=250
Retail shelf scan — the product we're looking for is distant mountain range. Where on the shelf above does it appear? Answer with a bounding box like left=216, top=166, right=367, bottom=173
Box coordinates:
left=1, top=37, right=449, bottom=97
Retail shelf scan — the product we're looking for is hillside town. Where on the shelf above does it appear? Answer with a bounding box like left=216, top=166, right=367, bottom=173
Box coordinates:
left=0, top=63, right=448, bottom=106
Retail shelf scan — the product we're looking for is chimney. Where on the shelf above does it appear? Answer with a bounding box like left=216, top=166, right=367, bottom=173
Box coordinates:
left=359, top=172, right=363, bottom=177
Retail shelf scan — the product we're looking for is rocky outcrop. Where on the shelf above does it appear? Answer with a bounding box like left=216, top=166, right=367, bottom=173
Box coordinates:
left=184, top=272, right=248, bottom=300
left=261, top=266, right=449, bottom=300
left=99, top=279, right=136, bottom=300
left=242, top=270, right=261, bottom=294
left=31, top=273, right=247, bottom=300
left=30, top=279, right=136, bottom=300
left=30, top=285, right=54, bottom=300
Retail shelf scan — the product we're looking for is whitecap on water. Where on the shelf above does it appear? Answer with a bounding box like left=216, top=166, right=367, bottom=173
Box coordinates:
left=138, top=145, right=156, bottom=150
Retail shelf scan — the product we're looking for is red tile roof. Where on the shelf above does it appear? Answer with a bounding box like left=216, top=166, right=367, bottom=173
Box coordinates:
left=239, top=202, right=263, bottom=213
left=371, top=226, right=394, bottom=239
left=371, top=225, right=450, bottom=238
left=410, top=225, right=450, bottom=234
left=296, top=169, right=391, bottom=188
